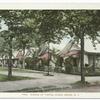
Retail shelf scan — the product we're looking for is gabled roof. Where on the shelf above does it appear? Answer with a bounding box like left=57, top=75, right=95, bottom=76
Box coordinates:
left=70, top=43, right=80, bottom=51
left=58, top=36, right=100, bottom=58
left=58, top=40, right=75, bottom=56
left=58, top=39, right=80, bottom=57
left=84, top=38, right=100, bottom=53
left=38, top=46, right=48, bottom=56
left=13, top=48, right=35, bottom=59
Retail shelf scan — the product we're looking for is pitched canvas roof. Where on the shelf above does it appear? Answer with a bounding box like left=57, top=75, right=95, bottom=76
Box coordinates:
left=58, top=40, right=75, bottom=56
left=70, top=43, right=80, bottom=51
left=84, top=38, right=100, bottom=53
left=58, top=38, right=81, bottom=57
left=12, top=48, right=35, bottom=59
left=38, top=46, right=48, bottom=56
left=58, top=36, right=100, bottom=58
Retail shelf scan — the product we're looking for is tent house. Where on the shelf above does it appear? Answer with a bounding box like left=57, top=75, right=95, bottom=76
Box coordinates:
left=58, top=39, right=100, bottom=73
left=0, top=48, right=35, bottom=68
left=38, top=44, right=56, bottom=73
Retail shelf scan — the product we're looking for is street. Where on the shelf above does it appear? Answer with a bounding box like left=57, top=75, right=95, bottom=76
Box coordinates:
left=0, top=70, right=100, bottom=92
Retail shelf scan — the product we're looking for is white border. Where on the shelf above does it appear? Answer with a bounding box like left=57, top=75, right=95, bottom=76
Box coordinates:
left=0, top=1, right=100, bottom=99
left=0, top=92, right=100, bottom=98
left=0, top=0, right=100, bottom=3
left=0, top=3, right=100, bottom=9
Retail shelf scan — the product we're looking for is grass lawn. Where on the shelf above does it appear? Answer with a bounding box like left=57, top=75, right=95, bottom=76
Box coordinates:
left=0, top=67, right=32, bottom=73
left=7, top=85, right=63, bottom=92
left=0, top=74, right=33, bottom=82
left=0, top=67, right=7, bottom=71
left=0, top=67, right=42, bottom=73
left=70, top=71, right=100, bottom=76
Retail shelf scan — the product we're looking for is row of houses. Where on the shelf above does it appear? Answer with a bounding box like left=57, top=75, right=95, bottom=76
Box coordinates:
left=58, top=37, right=100, bottom=72
left=0, top=48, right=36, bottom=67
left=0, top=37, right=100, bottom=73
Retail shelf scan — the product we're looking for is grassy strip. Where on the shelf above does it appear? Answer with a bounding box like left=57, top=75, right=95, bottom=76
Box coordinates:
left=0, top=67, right=7, bottom=71
left=71, top=81, right=90, bottom=88
left=71, top=80, right=100, bottom=90
left=1, top=67, right=100, bottom=76
left=69, top=72, right=100, bottom=76
left=6, top=85, right=70, bottom=92
left=0, top=67, right=42, bottom=73
left=0, top=67, right=33, bottom=74
left=6, top=81, right=100, bottom=92
left=0, top=74, right=34, bottom=82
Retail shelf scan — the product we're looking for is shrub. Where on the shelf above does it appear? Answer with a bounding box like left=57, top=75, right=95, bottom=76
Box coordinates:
left=25, top=57, right=37, bottom=70
left=25, top=57, right=45, bottom=71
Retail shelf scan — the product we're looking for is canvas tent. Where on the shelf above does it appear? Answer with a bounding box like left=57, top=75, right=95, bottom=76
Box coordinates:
left=38, top=43, right=50, bottom=61
left=0, top=48, right=36, bottom=68
left=58, top=40, right=80, bottom=59
left=58, top=37, right=100, bottom=72
left=38, top=44, right=56, bottom=73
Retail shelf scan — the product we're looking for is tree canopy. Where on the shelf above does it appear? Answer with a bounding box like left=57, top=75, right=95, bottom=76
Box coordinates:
left=0, top=10, right=100, bottom=80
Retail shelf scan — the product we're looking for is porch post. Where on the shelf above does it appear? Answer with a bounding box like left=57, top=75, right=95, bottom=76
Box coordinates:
left=92, top=54, right=96, bottom=72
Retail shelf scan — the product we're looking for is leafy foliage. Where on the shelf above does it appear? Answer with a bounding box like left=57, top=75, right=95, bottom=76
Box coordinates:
left=0, top=10, right=100, bottom=79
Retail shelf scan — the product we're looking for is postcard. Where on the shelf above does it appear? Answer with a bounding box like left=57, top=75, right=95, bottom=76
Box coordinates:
left=0, top=0, right=100, bottom=99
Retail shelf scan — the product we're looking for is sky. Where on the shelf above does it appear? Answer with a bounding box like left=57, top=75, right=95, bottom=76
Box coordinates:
left=0, top=20, right=8, bottom=31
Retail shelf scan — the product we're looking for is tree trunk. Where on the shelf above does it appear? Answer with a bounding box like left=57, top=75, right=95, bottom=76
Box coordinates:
left=22, top=47, right=25, bottom=69
left=47, top=42, right=50, bottom=75
left=1, top=55, right=4, bottom=68
left=80, top=32, right=85, bottom=84
left=8, top=38, right=13, bottom=78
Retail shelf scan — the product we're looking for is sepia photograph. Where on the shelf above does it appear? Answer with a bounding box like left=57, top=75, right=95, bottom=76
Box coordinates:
left=0, top=3, right=100, bottom=99
left=0, top=9, right=100, bottom=98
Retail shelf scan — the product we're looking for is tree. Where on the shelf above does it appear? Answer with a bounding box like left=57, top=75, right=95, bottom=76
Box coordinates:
left=13, top=25, right=33, bottom=69
left=34, top=11, right=66, bottom=75
left=0, top=30, right=14, bottom=78
left=22, top=10, right=66, bottom=75
left=0, top=10, right=99, bottom=80
left=63, top=10, right=100, bottom=84
left=0, top=10, right=31, bottom=77
left=0, top=37, right=8, bottom=67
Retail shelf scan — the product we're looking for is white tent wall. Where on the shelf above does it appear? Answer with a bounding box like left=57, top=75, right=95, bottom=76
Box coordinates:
left=84, top=54, right=89, bottom=65
left=87, top=53, right=100, bottom=69
left=78, top=54, right=89, bottom=72
left=96, top=56, right=100, bottom=68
